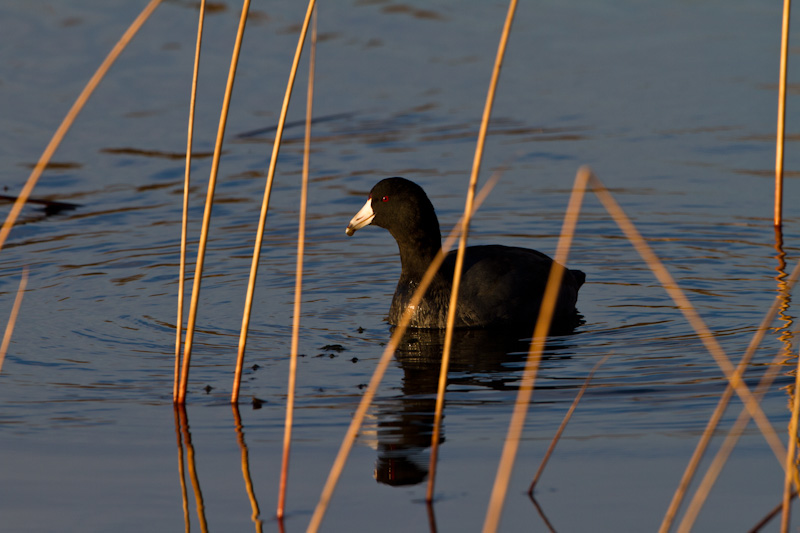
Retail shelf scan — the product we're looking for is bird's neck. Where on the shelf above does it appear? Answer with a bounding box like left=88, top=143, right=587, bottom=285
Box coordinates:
left=392, top=227, right=442, bottom=283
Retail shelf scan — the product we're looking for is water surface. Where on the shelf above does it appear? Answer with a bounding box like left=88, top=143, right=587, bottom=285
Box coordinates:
left=1, top=1, right=798, bottom=531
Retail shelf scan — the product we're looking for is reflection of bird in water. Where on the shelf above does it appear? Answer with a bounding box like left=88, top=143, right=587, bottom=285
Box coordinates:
left=373, top=327, right=578, bottom=486
left=346, top=177, right=585, bottom=331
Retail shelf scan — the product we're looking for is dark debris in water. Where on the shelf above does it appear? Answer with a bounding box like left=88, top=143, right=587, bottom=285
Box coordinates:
left=351, top=357, right=358, bottom=363
left=321, top=344, right=347, bottom=352
left=203, top=385, right=213, bottom=394
left=0, top=194, right=80, bottom=217
left=251, top=397, right=266, bottom=409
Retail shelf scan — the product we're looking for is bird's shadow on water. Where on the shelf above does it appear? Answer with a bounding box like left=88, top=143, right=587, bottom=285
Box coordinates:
left=373, top=324, right=582, bottom=487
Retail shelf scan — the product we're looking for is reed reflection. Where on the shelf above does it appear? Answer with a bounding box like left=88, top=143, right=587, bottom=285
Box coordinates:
left=232, top=405, right=264, bottom=533
left=373, top=327, right=578, bottom=486
left=172, top=406, right=263, bottom=531
left=174, top=405, right=209, bottom=533
left=773, top=226, right=794, bottom=363
left=529, top=496, right=558, bottom=533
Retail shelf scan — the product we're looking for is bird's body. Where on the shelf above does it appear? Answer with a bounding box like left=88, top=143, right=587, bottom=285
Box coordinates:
left=346, top=177, right=584, bottom=330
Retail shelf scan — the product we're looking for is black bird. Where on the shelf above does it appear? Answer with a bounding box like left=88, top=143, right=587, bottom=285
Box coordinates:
left=346, top=177, right=585, bottom=330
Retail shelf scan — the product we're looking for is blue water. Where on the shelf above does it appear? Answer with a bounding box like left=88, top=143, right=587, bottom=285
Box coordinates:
left=1, top=1, right=798, bottom=531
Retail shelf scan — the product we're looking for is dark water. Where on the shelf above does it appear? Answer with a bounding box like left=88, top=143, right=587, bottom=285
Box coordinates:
left=1, top=1, right=799, bottom=531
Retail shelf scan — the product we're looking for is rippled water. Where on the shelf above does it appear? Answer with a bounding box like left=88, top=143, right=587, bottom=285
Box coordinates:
left=1, top=1, right=799, bottom=531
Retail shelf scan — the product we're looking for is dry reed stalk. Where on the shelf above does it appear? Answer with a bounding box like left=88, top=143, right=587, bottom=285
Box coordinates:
left=306, top=176, right=501, bottom=533
left=588, top=178, right=792, bottom=532
left=233, top=405, right=264, bottom=531
left=677, top=344, right=797, bottom=532
left=0, top=268, right=28, bottom=374
left=670, top=259, right=800, bottom=532
left=783, top=352, right=800, bottom=532
left=751, top=490, right=799, bottom=532
left=476, top=167, right=789, bottom=532
left=174, top=0, right=207, bottom=402
left=426, top=0, right=518, bottom=503
left=590, top=177, right=785, bottom=459
left=177, top=405, right=209, bottom=532
left=178, top=0, right=252, bottom=404
left=653, top=264, right=800, bottom=530
left=0, top=0, right=163, bottom=253
left=231, top=0, right=318, bottom=404
left=276, top=5, right=317, bottom=520
left=482, top=166, right=590, bottom=533
left=528, top=353, right=610, bottom=494
left=774, top=0, right=791, bottom=228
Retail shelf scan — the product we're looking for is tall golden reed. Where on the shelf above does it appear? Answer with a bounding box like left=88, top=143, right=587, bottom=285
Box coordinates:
left=528, top=353, right=610, bottom=494
left=591, top=178, right=785, bottom=461
left=427, top=0, right=518, bottom=504
left=277, top=4, right=317, bottom=520
left=783, top=343, right=800, bottom=532
left=664, top=259, right=800, bottom=532
left=0, top=268, right=28, bottom=373
left=480, top=169, right=791, bottom=532
left=482, top=166, right=589, bottom=533
left=676, top=326, right=800, bottom=532
left=586, top=176, right=789, bottom=533
left=0, top=0, right=163, bottom=254
left=174, top=0, right=207, bottom=402
left=774, top=0, right=791, bottom=228
left=231, top=0, right=318, bottom=404
left=178, top=0, right=252, bottom=404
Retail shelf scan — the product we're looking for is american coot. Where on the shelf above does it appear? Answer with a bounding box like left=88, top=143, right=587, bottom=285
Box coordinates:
left=346, top=177, right=585, bottom=330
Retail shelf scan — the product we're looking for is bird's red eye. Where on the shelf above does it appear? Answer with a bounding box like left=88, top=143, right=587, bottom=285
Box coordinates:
left=381, top=196, right=389, bottom=202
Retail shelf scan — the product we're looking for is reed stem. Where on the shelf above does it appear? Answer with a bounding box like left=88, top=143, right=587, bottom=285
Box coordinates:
left=0, top=268, right=28, bottom=373
left=231, top=0, right=317, bottom=404
left=591, top=176, right=785, bottom=463
left=774, top=0, right=791, bottom=228
left=483, top=166, right=590, bottom=533
left=0, top=0, right=163, bottom=253
left=174, top=0, right=206, bottom=402
left=528, top=353, right=609, bottom=494
left=781, top=357, right=800, bottom=531
left=667, top=258, right=800, bottom=532
left=585, top=175, right=791, bottom=531
left=427, top=0, right=518, bottom=504
left=277, top=4, right=317, bottom=520
left=677, top=336, right=799, bottom=532
left=178, top=0, right=251, bottom=404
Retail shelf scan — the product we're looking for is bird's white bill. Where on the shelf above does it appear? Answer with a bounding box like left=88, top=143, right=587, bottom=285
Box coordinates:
left=345, top=198, right=375, bottom=236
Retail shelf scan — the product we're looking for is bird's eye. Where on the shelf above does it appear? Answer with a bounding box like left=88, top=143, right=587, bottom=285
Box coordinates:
left=381, top=196, right=389, bottom=202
